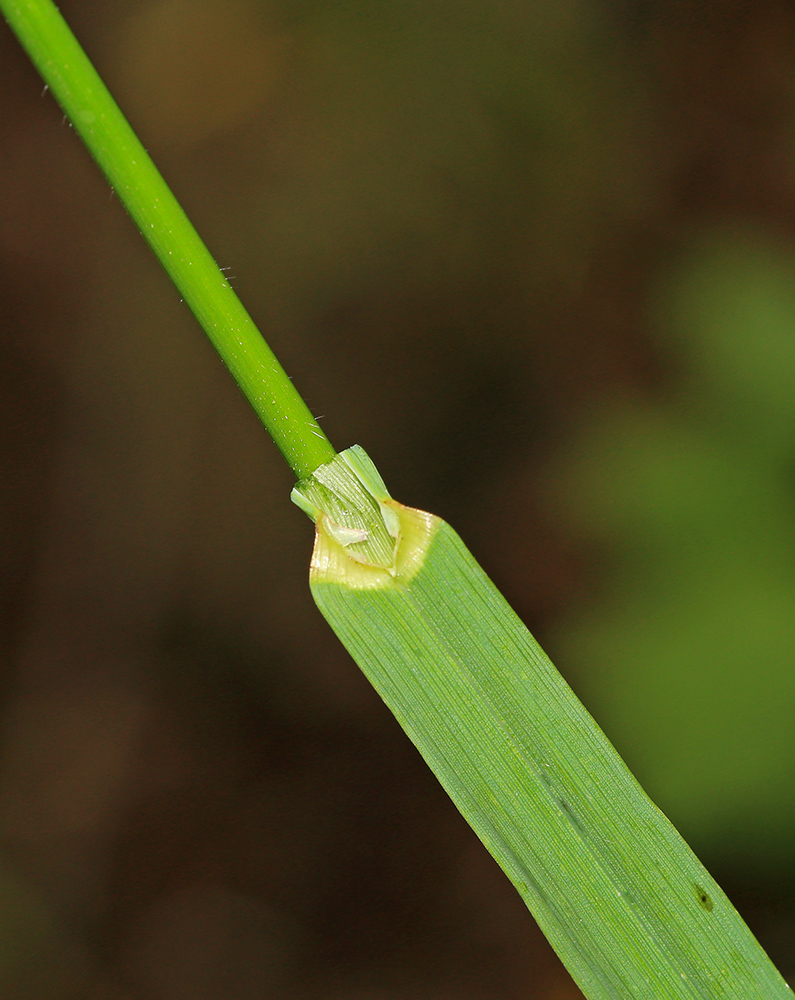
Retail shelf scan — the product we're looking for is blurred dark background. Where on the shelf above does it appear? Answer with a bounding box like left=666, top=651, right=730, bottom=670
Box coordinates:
left=1, top=0, right=794, bottom=996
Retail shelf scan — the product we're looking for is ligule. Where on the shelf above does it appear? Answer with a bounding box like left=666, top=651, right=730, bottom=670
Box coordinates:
left=299, top=446, right=792, bottom=1000
left=292, top=445, right=402, bottom=573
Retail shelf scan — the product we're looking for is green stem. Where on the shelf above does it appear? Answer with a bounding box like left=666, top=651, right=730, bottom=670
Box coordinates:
left=1, top=0, right=336, bottom=481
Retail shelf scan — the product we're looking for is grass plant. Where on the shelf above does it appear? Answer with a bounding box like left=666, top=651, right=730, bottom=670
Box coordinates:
left=1, top=1, right=792, bottom=998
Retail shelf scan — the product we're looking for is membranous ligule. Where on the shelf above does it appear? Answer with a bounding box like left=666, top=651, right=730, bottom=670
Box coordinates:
left=291, top=445, right=440, bottom=589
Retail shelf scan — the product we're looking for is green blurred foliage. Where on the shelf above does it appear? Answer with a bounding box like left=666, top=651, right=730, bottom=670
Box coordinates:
left=548, top=227, right=795, bottom=876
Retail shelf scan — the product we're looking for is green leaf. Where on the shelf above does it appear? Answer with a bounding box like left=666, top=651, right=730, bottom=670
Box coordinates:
left=296, top=446, right=792, bottom=1000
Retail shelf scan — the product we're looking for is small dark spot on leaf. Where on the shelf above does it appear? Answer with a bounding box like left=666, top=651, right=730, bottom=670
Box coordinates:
left=694, top=883, right=714, bottom=911
left=558, top=798, right=585, bottom=834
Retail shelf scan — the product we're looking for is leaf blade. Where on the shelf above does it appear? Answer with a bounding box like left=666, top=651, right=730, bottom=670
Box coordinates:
left=304, top=451, right=791, bottom=1000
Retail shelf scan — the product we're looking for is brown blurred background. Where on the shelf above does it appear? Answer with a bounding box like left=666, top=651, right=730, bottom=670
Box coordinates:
left=1, top=0, right=794, bottom=997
